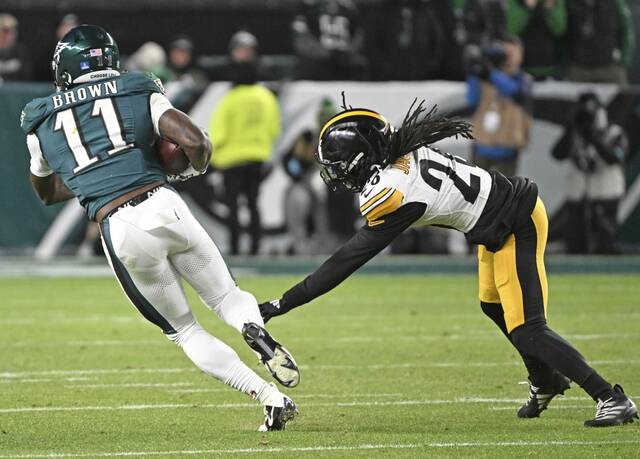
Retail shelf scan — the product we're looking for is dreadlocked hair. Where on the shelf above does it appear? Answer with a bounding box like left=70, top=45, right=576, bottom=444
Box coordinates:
left=384, top=99, right=474, bottom=165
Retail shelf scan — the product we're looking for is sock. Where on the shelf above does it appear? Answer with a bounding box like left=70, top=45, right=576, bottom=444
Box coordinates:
left=511, top=319, right=613, bottom=400
left=209, top=286, right=265, bottom=332
left=481, top=302, right=554, bottom=386
left=581, top=372, right=615, bottom=401
left=224, top=361, right=284, bottom=407
left=168, top=321, right=269, bottom=399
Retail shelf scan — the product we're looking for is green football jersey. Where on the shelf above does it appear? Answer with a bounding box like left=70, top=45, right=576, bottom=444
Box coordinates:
left=21, top=72, right=167, bottom=220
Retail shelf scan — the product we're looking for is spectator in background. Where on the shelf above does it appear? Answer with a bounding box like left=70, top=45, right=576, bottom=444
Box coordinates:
left=565, top=0, right=635, bottom=84
left=209, top=31, right=281, bottom=255
left=467, top=35, right=532, bottom=176
left=34, top=14, right=79, bottom=82
left=0, top=14, right=32, bottom=81
left=437, top=0, right=507, bottom=81
left=506, top=0, right=566, bottom=80
left=373, top=0, right=445, bottom=81
left=460, top=0, right=508, bottom=45
left=292, top=0, right=366, bottom=80
left=126, top=41, right=174, bottom=83
left=552, top=92, right=628, bottom=254
left=165, top=36, right=208, bottom=111
left=282, top=98, right=336, bottom=255
left=167, top=36, right=207, bottom=86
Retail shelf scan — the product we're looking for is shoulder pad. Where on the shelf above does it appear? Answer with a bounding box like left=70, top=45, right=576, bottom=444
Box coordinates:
left=121, top=71, right=165, bottom=95
left=359, top=166, right=407, bottom=226
left=20, top=97, right=50, bottom=134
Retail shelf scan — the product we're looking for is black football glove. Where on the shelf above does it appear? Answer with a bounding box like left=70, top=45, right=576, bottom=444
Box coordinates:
left=259, top=299, right=285, bottom=324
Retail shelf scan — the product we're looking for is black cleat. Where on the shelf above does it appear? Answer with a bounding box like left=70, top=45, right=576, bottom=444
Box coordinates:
left=518, top=371, right=571, bottom=418
left=584, top=384, right=638, bottom=427
left=242, top=322, right=300, bottom=388
left=258, top=391, right=298, bottom=432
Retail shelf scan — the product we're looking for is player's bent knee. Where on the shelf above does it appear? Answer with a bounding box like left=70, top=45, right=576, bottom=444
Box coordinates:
left=210, top=286, right=257, bottom=311
left=510, top=318, right=548, bottom=353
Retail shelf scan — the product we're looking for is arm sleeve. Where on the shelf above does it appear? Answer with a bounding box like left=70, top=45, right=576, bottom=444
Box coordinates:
left=280, top=202, right=426, bottom=311
left=27, top=133, right=54, bottom=177
left=466, top=76, right=481, bottom=109
left=616, top=0, right=635, bottom=67
left=544, top=0, right=567, bottom=37
left=551, top=127, right=573, bottom=160
left=149, top=92, right=174, bottom=136
left=489, top=69, right=524, bottom=98
left=506, top=0, right=532, bottom=35
left=210, top=96, right=228, bottom=150
left=592, top=124, right=628, bottom=164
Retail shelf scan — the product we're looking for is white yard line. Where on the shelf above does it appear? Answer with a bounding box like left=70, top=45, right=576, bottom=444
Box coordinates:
left=3, top=359, right=640, bottom=380
left=1, top=440, right=640, bottom=458
left=0, top=397, right=605, bottom=414
left=4, top=331, right=639, bottom=348
left=64, top=382, right=194, bottom=389
left=0, top=368, right=192, bottom=379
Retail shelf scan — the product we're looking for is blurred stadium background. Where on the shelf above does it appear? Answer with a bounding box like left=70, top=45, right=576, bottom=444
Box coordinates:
left=1, top=1, right=640, bottom=456
left=2, top=0, right=640, bottom=258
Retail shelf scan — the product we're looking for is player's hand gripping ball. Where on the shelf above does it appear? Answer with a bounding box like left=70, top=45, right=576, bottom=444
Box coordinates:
left=156, top=138, right=190, bottom=175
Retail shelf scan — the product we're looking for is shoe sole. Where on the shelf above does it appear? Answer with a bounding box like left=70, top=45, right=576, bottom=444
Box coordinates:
left=243, top=324, right=300, bottom=388
left=584, top=407, right=639, bottom=427
left=265, top=345, right=300, bottom=388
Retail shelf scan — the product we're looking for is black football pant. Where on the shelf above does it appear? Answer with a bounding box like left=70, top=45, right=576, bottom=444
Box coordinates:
left=222, top=162, right=263, bottom=255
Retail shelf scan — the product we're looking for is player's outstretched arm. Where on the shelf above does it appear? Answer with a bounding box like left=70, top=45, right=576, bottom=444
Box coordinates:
left=259, top=202, right=426, bottom=323
left=30, top=173, right=74, bottom=205
left=158, top=109, right=212, bottom=172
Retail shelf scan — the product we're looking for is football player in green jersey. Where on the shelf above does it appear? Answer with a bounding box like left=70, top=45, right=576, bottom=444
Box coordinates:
left=22, top=25, right=298, bottom=431
left=259, top=100, right=638, bottom=428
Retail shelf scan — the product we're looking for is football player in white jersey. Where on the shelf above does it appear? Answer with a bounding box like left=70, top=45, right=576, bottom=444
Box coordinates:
left=259, top=100, right=637, bottom=428
left=24, top=25, right=298, bottom=431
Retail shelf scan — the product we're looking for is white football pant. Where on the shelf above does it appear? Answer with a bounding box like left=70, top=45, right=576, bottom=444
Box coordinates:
left=99, top=186, right=280, bottom=405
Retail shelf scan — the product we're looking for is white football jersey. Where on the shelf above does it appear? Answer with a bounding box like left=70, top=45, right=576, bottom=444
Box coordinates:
left=358, top=147, right=493, bottom=232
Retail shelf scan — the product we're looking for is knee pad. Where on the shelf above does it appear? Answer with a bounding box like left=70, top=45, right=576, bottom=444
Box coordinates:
left=510, top=318, right=548, bottom=353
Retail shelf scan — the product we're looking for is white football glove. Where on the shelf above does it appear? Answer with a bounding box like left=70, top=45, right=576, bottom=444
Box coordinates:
left=167, top=164, right=207, bottom=183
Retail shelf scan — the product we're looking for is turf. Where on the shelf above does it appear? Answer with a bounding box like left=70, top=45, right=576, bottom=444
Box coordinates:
left=0, top=274, right=638, bottom=458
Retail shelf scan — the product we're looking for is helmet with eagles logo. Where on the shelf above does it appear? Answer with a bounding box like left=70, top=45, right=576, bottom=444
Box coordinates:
left=52, top=24, right=120, bottom=90
left=316, top=108, right=391, bottom=193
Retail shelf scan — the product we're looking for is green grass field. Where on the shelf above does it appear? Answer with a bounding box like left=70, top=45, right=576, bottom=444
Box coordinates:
left=0, top=274, right=638, bottom=458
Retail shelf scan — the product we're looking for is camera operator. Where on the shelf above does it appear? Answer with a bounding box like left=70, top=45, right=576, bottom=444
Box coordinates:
left=467, top=34, right=532, bottom=176
left=552, top=92, right=628, bottom=254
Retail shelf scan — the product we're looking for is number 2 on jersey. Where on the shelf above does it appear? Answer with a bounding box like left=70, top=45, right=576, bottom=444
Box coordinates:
left=54, top=98, right=132, bottom=173
left=419, top=154, right=481, bottom=204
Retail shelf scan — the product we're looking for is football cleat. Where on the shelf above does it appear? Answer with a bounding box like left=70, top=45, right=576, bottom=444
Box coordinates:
left=258, top=391, right=298, bottom=432
left=584, top=384, right=638, bottom=427
left=242, top=322, right=300, bottom=388
left=518, top=371, right=571, bottom=418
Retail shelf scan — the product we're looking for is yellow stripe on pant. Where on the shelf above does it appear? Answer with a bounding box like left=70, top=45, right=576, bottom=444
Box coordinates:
left=477, top=197, right=548, bottom=333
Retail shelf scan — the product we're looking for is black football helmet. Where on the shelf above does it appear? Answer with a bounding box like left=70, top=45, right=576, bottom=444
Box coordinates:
left=317, top=108, right=391, bottom=192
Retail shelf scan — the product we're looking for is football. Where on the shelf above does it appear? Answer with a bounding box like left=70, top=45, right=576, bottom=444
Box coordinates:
left=156, top=138, right=190, bottom=175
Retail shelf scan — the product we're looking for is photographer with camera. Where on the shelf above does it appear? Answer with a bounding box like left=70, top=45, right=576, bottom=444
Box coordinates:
left=552, top=92, right=628, bottom=254
left=467, top=35, right=532, bottom=177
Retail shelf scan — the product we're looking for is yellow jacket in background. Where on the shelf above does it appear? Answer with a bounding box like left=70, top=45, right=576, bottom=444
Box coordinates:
left=209, top=84, right=281, bottom=170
